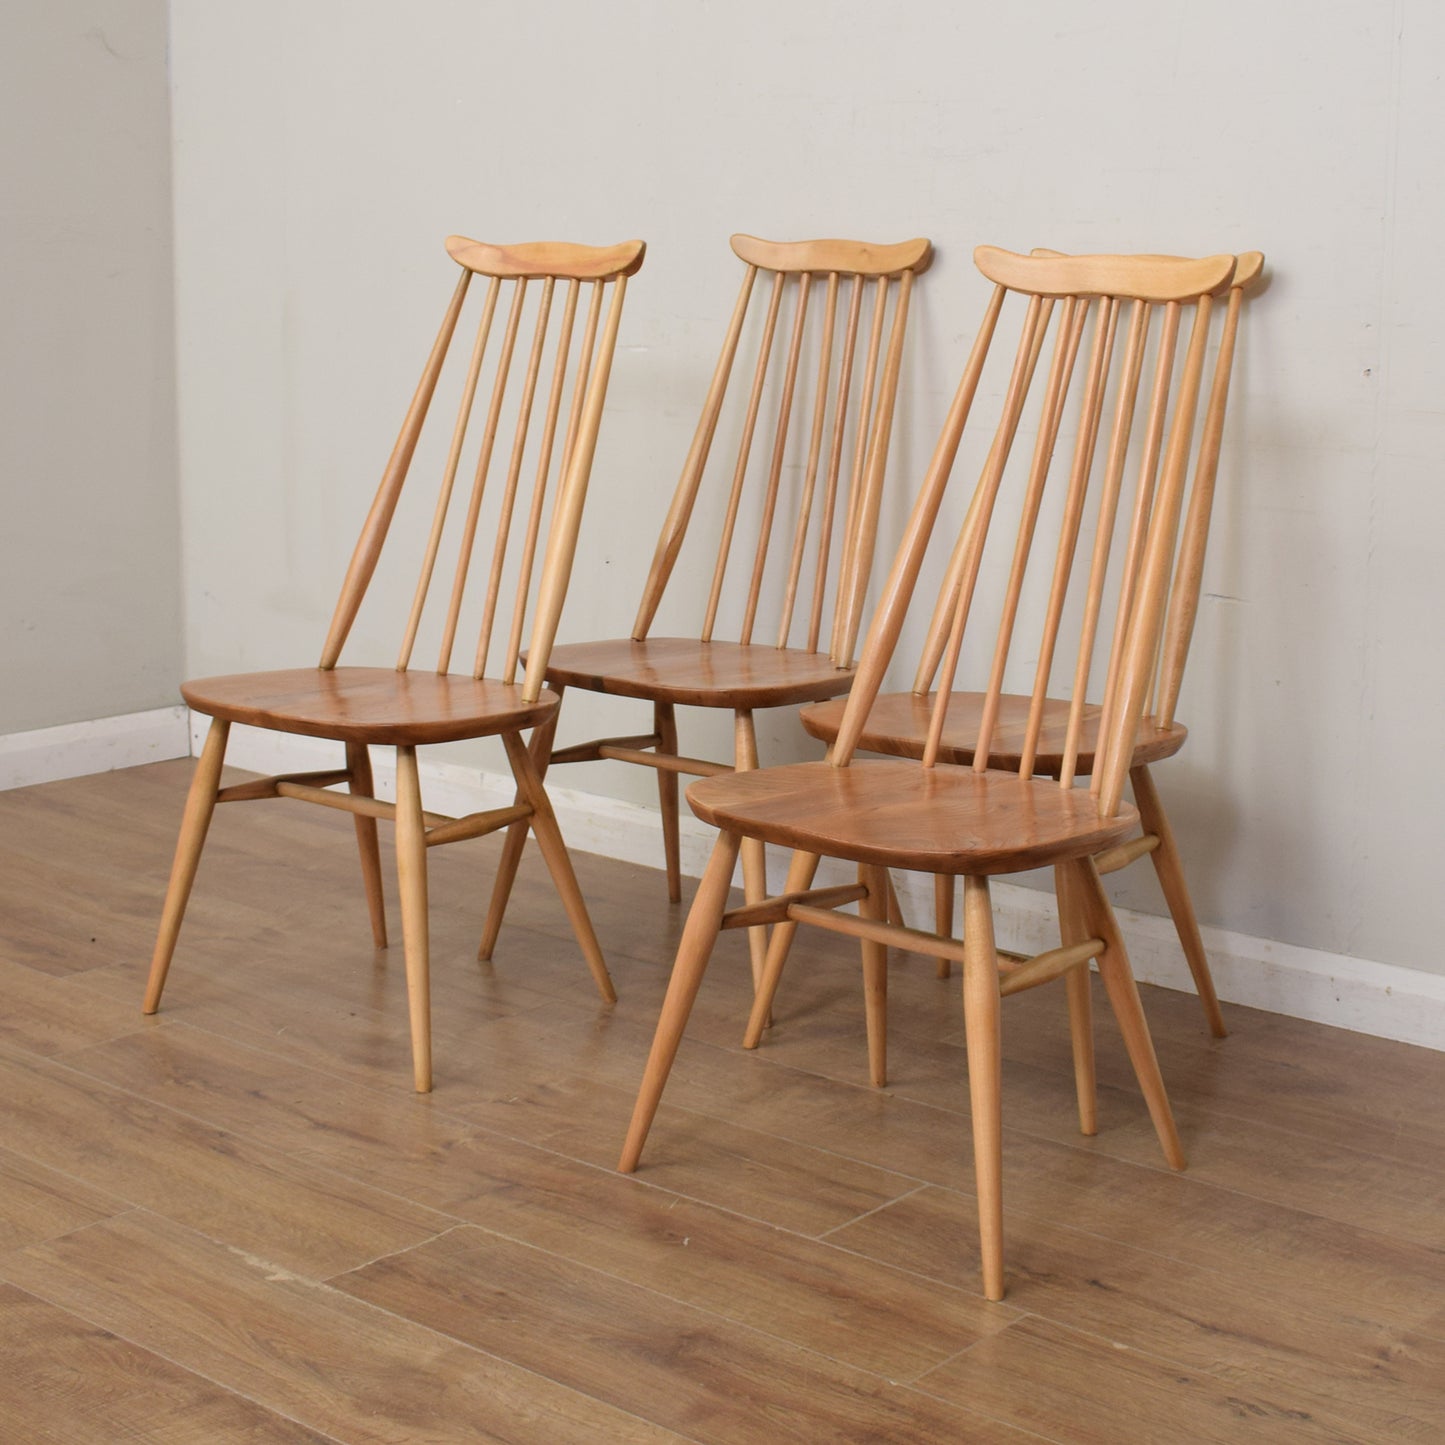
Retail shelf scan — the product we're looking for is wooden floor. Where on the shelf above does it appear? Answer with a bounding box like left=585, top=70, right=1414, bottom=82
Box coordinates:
left=0, top=761, right=1442, bottom=1442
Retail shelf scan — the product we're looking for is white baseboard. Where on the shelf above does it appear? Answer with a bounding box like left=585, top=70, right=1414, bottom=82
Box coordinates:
left=196, top=715, right=1445, bottom=1052
left=0, top=706, right=191, bottom=791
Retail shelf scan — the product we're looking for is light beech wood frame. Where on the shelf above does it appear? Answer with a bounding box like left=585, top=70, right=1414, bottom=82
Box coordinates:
left=143, top=235, right=646, bottom=1091
left=618, top=245, right=1262, bottom=1300
left=475, top=234, right=933, bottom=987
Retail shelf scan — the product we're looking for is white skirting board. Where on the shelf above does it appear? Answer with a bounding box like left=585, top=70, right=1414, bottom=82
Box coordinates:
left=188, top=714, right=1445, bottom=1053
left=0, top=706, right=191, bottom=791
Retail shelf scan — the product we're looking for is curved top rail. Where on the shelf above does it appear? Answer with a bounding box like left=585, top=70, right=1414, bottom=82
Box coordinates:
left=1229, top=250, right=1266, bottom=289
left=730, top=234, right=934, bottom=278
left=1030, top=247, right=1265, bottom=291
left=445, top=236, right=647, bottom=280
left=974, top=246, right=1234, bottom=302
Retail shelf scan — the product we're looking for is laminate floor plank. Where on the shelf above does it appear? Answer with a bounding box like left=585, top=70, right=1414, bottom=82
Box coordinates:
left=405, top=1139, right=1017, bottom=1380
left=452, top=1067, right=929, bottom=1234
left=0, top=1144, right=128, bottom=1254
left=1067, top=1095, right=1445, bottom=1251
left=0, top=954, right=158, bottom=1056
left=750, top=995, right=1445, bottom=1251
left=0, top=1045, right=458, bottom=1278
left=0, top=1281, right=337, bottom=1444
left=919, top=1314, right=1377, bottom=1444
left=994, top=976, right=1445, bottom=1161
left=335, top=1224, right=1035, bottom=1443
left=2, top=1212, right=683, bottom=1445
left=829, top=1185, right=1445, bottom=1441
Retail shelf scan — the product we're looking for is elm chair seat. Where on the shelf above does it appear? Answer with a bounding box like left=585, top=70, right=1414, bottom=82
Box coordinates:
left=798, top=692, right=1188, bottom=774
left=687, top=759, right=1139, bottom=875
left=181, top=668, right=559, bottom=746
left=542, top=637, right=854, bottom=709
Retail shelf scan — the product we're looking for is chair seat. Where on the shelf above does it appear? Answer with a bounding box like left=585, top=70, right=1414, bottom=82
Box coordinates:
left=542, top=637, right=855, bottom=708
left=181, top=667, right=559, bottom=745
left=799, top=691, right=1188, bottom=774
left=686, top=758, right=1138, bottom=875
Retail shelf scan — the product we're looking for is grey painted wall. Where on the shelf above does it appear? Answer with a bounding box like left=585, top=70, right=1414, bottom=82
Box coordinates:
left=122, top=0, right=1445, bottom=984
left=0, top=1, right=181, bottom=734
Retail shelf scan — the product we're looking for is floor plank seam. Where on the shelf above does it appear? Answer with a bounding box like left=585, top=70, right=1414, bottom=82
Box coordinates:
left=320, top=1220, right=476, bottom=1287
left=816, top=1181, right=935, bottom=1241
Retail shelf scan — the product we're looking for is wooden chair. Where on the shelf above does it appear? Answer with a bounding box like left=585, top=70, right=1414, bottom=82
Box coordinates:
left=618, top=246, right=1256, bottom=1300
left=797, top=253, right=1264, bottom=1040
left=476, top=235, right=933, bottom=987
left=142, top=235, right=646, bottom=1092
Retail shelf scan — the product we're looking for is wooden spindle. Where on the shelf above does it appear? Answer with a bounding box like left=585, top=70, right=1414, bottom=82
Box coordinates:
left=631, top=267, right=758, bottom=640
left=1092, top=300, right=1180, bottom=793
left=501, top=278, right=581, bottom=683
left=1095, top=293, right=1213, bottom=817
left=1156, top=279, right=1246, bottom=727
left=819, top=275, right=866, bottom=658
left=778, top=271, right=839, bottom=650
left=397, top=277, right=500, bottom=672
left=436, top=278, right=528, bottom=674
left=1061, top=298, right=1148, bottom=785
left=474, top=278, right=555, bottom=678
left=702, top=270, right=784, bottom=642
left=522, top=274, right=631, bottom=703
left=832, top=284, right=1006, bottom=768
left=1019, top=297, right=1118, bottom=780
left=829, top=277, right=889, bottom=658
left=919, top=294, right=1048, bottom=769
left=973, top=296, right=1088, bottom=774
left=740, top=272, right=811, bottom=645
left=834, top=268, right=918, bottom=668
left=912, top=298, right=1055, bottom=696
left=321, top=268, right=471, bottom=669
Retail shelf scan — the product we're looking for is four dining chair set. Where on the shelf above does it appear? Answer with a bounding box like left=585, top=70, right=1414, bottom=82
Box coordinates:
left=141, top=231, right=1263, bottom=1299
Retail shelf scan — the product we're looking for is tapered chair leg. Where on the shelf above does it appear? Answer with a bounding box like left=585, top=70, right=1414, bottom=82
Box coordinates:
left=620, top=830, right=742, bottom=1172
left=1131, top=763, right=1227, bottom=1038
left=394, top=745, right=432, bottom=1093
left=961, top=874, right=1005, bottom=1302
left=501, top=732, right=615, bottom=1004
left=934, top=873, right=955, bottom=979
left=1054, top=862, right=1098, bottom=1137
left=143, top=717, right=231, bottom=1014
left=1070, top=856, right=1186, bottom=1170
left=346, top=741, right=387, bottom=948
left=734, top=709, right=768, bottom=990
left=859, top=865, right=891, bottom=1087
left=478, top=702, right=561, bottom=961
left=742, top=848, right=821, bottom=1048
left=655, top=701, right=682, bottom=905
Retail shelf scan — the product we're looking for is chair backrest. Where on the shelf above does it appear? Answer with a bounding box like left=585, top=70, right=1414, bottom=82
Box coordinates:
left=832, top=246, right=1262, bottom=818
left=631, top=233, right=934, bottom=666
left=319, top=236, right=646, bottom=702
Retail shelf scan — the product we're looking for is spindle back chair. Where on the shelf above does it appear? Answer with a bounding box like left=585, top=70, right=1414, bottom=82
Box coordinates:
left=617, top=245, right=1256, bottom=1299
left=143, top=235, right=645, bottom=1092
left=798, top=251, right=1262, bottom=1030
left=478, top=234, right=933, bottom=984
